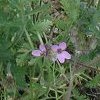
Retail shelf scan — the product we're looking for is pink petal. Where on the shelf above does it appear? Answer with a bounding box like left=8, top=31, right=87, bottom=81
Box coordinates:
left=62, top=51, right=71, bottom=59
left=59, top=42, right=67, bottom=50
left=39, top=44, right=46, bottom=52
left=51, top=45, right=59, bottom=52
left=57, top=51, right=71, bottom=63
left=57, top=53, right=66, bottom=63
left=32, top=50, right=42, bottom=57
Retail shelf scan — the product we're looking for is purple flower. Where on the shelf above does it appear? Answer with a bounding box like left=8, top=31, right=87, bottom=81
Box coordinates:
left=32, top=42, right=71, bottom=64
left=32, top=44, right=46, bottom=57
left=51, top=42, right=71, bottom=63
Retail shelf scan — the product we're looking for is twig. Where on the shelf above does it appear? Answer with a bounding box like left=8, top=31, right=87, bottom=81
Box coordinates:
left=64, top=54, right=77, bottom=100
left=66, top=65, right=74, bottom=100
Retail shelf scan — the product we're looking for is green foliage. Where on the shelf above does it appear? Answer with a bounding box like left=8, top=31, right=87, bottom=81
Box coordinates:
left=60, top=0, right=80, bottom=25
left=91, top=9, right=100, bottom=38
left=12, top=66, right=27, bottom=88
left=72, top=89, right=89, bottom=100
left=0, top=37, right=13, bottom=62
left=31, top=19, right=52, bottom=33
left=0, top=0, right=100, bottom=99
left=86, top=74, right=100, bottom=88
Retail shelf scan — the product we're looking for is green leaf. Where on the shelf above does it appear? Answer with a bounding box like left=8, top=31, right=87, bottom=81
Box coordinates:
left=60, top=0, right=80, bottom=24
left=92, top=9, right=100, bottom=38
left=31, top=82, right=47, bottom=98
left=73, top=89, right=89, bottom=100
left=55, top=19, right=67, bottom=30
left=0, top=38, right=13, bottom=62
left=28, top=3, right=50, bottom=15
left=12, top=66, right=27, bottom=88
left=86, top=74, right=100, bottom=88
left=16, top=53, right=29, bottom=67
left=31, top=20, right=52, bottom=33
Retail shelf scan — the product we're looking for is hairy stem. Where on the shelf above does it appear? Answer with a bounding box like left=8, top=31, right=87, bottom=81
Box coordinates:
left=66, top=65, right=74, bottom=100
left=24, top=28, right=34, bottom=49
left=37, top=33, right=44, bottom=45
left=64, top=54, right=78, bottom=100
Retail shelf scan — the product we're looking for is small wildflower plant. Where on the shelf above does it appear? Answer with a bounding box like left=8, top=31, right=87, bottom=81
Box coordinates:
left=0, top=0, right=100, bottom=100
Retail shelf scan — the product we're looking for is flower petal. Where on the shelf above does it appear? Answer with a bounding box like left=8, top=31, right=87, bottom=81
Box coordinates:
left=57, top=51, right=71, bottom=63
left=57, top=53, right=66, bottom=63
left=51, top=45, right=59, bottom=52
left=62, top=51, right=71, bottom=59
left=59, top=42, right=67, bottom=50
left=32, top=50, right=42, bottom=57
left=39, top=44, right=46, bottom=52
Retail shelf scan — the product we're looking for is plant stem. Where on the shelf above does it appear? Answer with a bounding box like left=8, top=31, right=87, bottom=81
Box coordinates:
left=65, top=65, right=74, bottom=100
left=55, top=90, right=58, bottom=100
left=24, top=28, right=34, bottom=49
left=53, top=62, right=56, bottom=85
left=37, top=33, right=44, bottom=45
left=64, top=54, right=77, bottom=100
left=43, top=32, right=48, bottom=43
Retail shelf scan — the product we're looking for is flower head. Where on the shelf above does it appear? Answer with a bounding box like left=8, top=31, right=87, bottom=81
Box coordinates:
left=51, top=42, right=71, bottom=63
left=32, top=42, right=71, bottom=64
left=32, top=44, right=46, bottom=57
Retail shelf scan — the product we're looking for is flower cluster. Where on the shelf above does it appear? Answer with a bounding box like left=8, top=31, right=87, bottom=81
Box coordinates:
left=32, top=42, right=71, bottom=63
